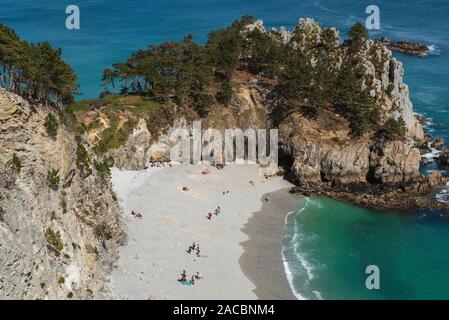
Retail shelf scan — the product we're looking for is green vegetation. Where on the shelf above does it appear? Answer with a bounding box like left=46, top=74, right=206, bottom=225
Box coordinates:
left=44, top=113, right=59, bottom=138
left=75, top=137, right=92, bottom=174
left=47, top=168, right=60, bottom=190
left=8, top=153, right=22, bottom=174
left=0, top=24, right=78, bottom=105
left=94, top=117, right=137, bottom=154
left=95, top=156, right=114, bottom=177
left=44, top=227, right=64, bottom=253
left=99, top=17, right=260, bottom=116
left=0, top=192, right=4, bottom=221
left=95, top=222, right=113, bottom=241
left=347, top=22, right=369, bottom=43
left=378, top=117, right=406, bottom=139
left=99, top=18, right=381, bottom=136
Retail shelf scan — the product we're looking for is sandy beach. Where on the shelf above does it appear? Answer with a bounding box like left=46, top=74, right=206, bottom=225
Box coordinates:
left=108, top=164, right=298, bottom=300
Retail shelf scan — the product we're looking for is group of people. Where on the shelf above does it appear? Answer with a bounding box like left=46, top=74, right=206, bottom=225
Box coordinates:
left=178, top=269, right=202, bottom=285
left=177, top=242, right=204, bottom=285
left=206, top=206, right=221, bottom=220
left=130, top=210, right=143, bottom=219
left=187, top=242, right=201, bottom=257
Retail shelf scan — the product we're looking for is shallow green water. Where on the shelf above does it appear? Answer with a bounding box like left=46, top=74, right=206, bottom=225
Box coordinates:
left=283, top=197, right=449, bottom=299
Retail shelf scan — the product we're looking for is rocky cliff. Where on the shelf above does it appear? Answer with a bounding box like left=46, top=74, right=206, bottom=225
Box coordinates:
left=0, top=89, right=125, bottom=299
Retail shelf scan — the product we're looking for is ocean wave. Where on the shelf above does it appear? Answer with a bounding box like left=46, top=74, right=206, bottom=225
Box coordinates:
left=421, top=141, right=442, bottom=163
left=436, top=182, right=449, bottom=203
left=428, top=45, right=441, bottom=56
left=281, top=198, right=323, bottom=300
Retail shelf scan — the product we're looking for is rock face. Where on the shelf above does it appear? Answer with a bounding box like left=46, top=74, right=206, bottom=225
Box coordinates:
left=0, top=89, right=125, bottom=299
left=98, top=79, right=269, bottom=170
left=377, top=37, right=430, bottom=57
left=105, top=118, right=152, bottom=170
left=279, top=112, right=422, bottom=187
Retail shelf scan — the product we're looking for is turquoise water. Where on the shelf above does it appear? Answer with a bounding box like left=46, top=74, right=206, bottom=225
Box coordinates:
left=2, top=0, right=449, bottom=299
left=284, top=198, right=449, bottom=300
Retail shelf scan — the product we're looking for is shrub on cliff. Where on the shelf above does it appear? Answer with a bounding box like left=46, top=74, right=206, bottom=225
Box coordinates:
left=7, top=153, right=22, bottom=174
left=0, top=192, right=4, bottom=221
left=47, top=168, right=60, bottom=190
left=378, top=117, right=406, bottom=139
left=44, top=113, right=59, bottom=138
left=95, top=156, right=114, bottom=177
left=44, top=227, right=64, bottom=254
left=76, top=138, right=92, bottom=176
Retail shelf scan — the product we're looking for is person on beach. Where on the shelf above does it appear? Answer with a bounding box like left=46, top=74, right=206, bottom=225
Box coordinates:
left=207, top=212, right=212, bottom=220
left=196, top=246, right=200, bottom=257
left=190, top=276, right=195, bottom=285
left=195, top=272, right=202, bottom=280
left=187, top=242, right=196, bottom=253
left=214, top=206, right=221, bottom=215
left=178, top=270, right=187, bottom=282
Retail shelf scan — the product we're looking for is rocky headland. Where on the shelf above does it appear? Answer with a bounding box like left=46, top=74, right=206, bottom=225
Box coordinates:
left=75, top=18, right=448, bottom=211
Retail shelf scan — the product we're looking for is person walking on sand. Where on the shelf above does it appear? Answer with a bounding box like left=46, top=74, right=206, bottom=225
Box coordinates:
left=196, top=246, right=200, bottom=257
left=207, top=212, right=212, bottom=220
left=187, top=242, right=196, bottom=253
left=190, top=276, right=195, bottom=285
left=214, top=206, right=221, bottom=216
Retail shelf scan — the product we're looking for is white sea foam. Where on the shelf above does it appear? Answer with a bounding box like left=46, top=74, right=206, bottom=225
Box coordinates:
left=436, top=182, right=449, bottom=203
left=421, top=140, right=442, bottom=164
left=428, top=45, right=441, bottom=55
left=281, top=198, right=323, bottom=300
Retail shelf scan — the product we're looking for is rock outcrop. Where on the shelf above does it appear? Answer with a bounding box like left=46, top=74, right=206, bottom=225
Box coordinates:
left=0, top=89, right=125, bottom=299
left=377, top=37, right=430, bottom=57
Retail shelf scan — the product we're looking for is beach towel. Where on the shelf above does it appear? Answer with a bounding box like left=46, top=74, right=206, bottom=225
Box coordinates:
left=182, top=281, right=193, bottom=286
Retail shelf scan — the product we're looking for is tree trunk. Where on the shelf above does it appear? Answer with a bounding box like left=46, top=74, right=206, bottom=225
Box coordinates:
left=8, top=64, right=14, bottom=91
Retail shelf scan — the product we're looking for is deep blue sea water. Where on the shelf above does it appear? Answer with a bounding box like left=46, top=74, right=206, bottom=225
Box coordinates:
left=2, top=0, right=449, bottom=299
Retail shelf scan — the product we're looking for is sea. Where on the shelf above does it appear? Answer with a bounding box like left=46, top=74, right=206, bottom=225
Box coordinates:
left=2, top=0, right=449, bottom=299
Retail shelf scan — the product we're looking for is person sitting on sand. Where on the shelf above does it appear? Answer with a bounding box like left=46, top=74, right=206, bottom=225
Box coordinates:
left=196, top=246, right=200, bottom=257
left=195, top=272, right=202, bottom=280
left=190, top=276, right=195, bottom=285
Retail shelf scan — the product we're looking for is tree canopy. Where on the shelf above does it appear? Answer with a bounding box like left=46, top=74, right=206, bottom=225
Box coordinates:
left=0, top=23, right=78, bottom=106
left=100, top=19, right=390, bottom=136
